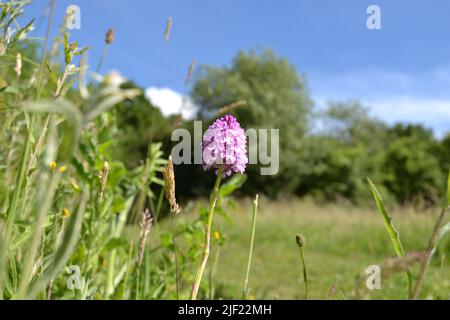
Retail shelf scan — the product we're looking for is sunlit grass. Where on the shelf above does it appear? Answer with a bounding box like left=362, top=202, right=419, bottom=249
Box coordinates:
left=170, top=198, right=450, bottom=299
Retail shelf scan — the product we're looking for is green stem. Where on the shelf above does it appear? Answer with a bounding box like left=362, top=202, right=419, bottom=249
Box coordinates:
left=3, top=0, right=55, bottom=268
left=106, top=249, right=117, bottom=297
left=36, top=0, right=56, bottom=99
left=299, top=246, right=309, bottom=299
left=16, top=171, right=62, bottom=299
left=411, top=206, right=448, bottom=299
left=189, top=166, right=223, bottom=300
left=172, top=215, right=180, bottom=300
left=5, top=119, right=32, bottom=236
left=208, top=246, right=221, bottom=299
left=242, top=194, right=258, bottom=299
left=96, top=43, right=109, bottom=74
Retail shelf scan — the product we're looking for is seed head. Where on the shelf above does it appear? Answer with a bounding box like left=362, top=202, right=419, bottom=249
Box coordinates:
left=15, top=53, right=22, bottom=78
left=137, top=209, right=154, bottom=267
left=164, top=17, right=172, bottom=43
left=296, top=234, right=305, bottom=247
left=98, top=161, right=110, bottom=202
left=140, top=208, right=154, bottom=237
left=163, top=156, right=180, bottom=215
left=105, top=28, right=115, bottom=44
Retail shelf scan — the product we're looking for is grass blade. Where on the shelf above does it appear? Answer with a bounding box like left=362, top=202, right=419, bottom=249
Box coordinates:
left=26, top=191, right=88, bottom=299
left=367, top=178, right=412, bottom=297
left=367, top=178, right=406, bottom=256
left=242, top=194, right=258, bottom=299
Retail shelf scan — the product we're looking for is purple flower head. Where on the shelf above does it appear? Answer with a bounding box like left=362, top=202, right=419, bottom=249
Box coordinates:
left=202, top=114, right=248, bottom=177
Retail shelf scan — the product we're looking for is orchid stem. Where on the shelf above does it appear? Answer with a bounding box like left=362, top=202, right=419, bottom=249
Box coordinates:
left=190, top=166, right=223, bottom=300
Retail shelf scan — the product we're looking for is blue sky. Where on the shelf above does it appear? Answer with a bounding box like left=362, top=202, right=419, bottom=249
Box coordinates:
left=23, top=0, right=450, bottom=137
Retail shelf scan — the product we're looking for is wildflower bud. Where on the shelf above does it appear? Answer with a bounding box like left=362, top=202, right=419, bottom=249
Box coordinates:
left=59, top=165, right=67, bottom=173
left=49, top=161, right=57, bottom=170
left=15, top=53, right=22, bottom=78
left=62, top=208, right=71, bottom=219
left=296, top=234, right=305, bottom=247
left=69, top=42, right=77, bottom=52
left=163, top=156, right=181, bottom=215
left=105, top=28, right=115, bottom=44
left=213, top=230, right=220, bottom=240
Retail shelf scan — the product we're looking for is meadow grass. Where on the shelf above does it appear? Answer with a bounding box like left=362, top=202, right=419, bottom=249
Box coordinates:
left=165, top=198, right=449, bottom=299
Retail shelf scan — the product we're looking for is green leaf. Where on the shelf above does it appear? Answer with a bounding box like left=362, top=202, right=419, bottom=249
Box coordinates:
left=367, top=177, right=412, bottom=296
left=63, top=34, right=71, bottom=65
left=23, top=99, right=82, bottom=162
left=11, top=216, right=53, bottom=251
left=367, top=178, right=405, bottom=257
left=219, top=174, right=247, bottom=197
left=103, top=237, right=129, bottom=252
left=431, top=222, right=450, bottom=257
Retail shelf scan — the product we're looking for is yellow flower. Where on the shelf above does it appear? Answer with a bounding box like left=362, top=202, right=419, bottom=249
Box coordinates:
left=62, top=208, right=71, bottom=219
left=59, top=165, right=67, bottom=173
left=49, top=161, right=57, bottom=170
left=213, top=231, right=220, bottom=240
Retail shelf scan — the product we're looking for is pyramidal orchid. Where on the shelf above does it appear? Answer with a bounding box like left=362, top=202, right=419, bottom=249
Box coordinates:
left=190, top=114, right=248, bottom=299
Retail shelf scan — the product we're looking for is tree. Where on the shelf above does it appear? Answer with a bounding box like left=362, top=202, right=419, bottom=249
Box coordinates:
left=438, top=133, right=450, bottom=176
left=382, top=124, right=444, bottom=205
left=112, top=82, right=174, bottom=167
left=298, top=101, right=389, bottom=202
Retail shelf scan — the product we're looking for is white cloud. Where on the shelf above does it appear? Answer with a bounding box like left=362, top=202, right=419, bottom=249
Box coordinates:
left=367, top=97, right=450, bottom=138
left=145, top=87, right=197, bottom=119
left=314, top=94, right=450, bottom=138
left=310, top=65, right=450, bottom=138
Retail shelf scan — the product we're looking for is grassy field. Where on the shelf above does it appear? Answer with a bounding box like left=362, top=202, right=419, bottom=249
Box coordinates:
left=161, top=198, right=449, bottom=300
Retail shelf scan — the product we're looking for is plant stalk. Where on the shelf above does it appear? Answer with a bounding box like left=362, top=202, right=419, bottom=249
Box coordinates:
left=190, top=166, right=223, bottom=300
left=411, top=206, right=448, bottom=299
left=242, top=194, right=258, bottom=299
